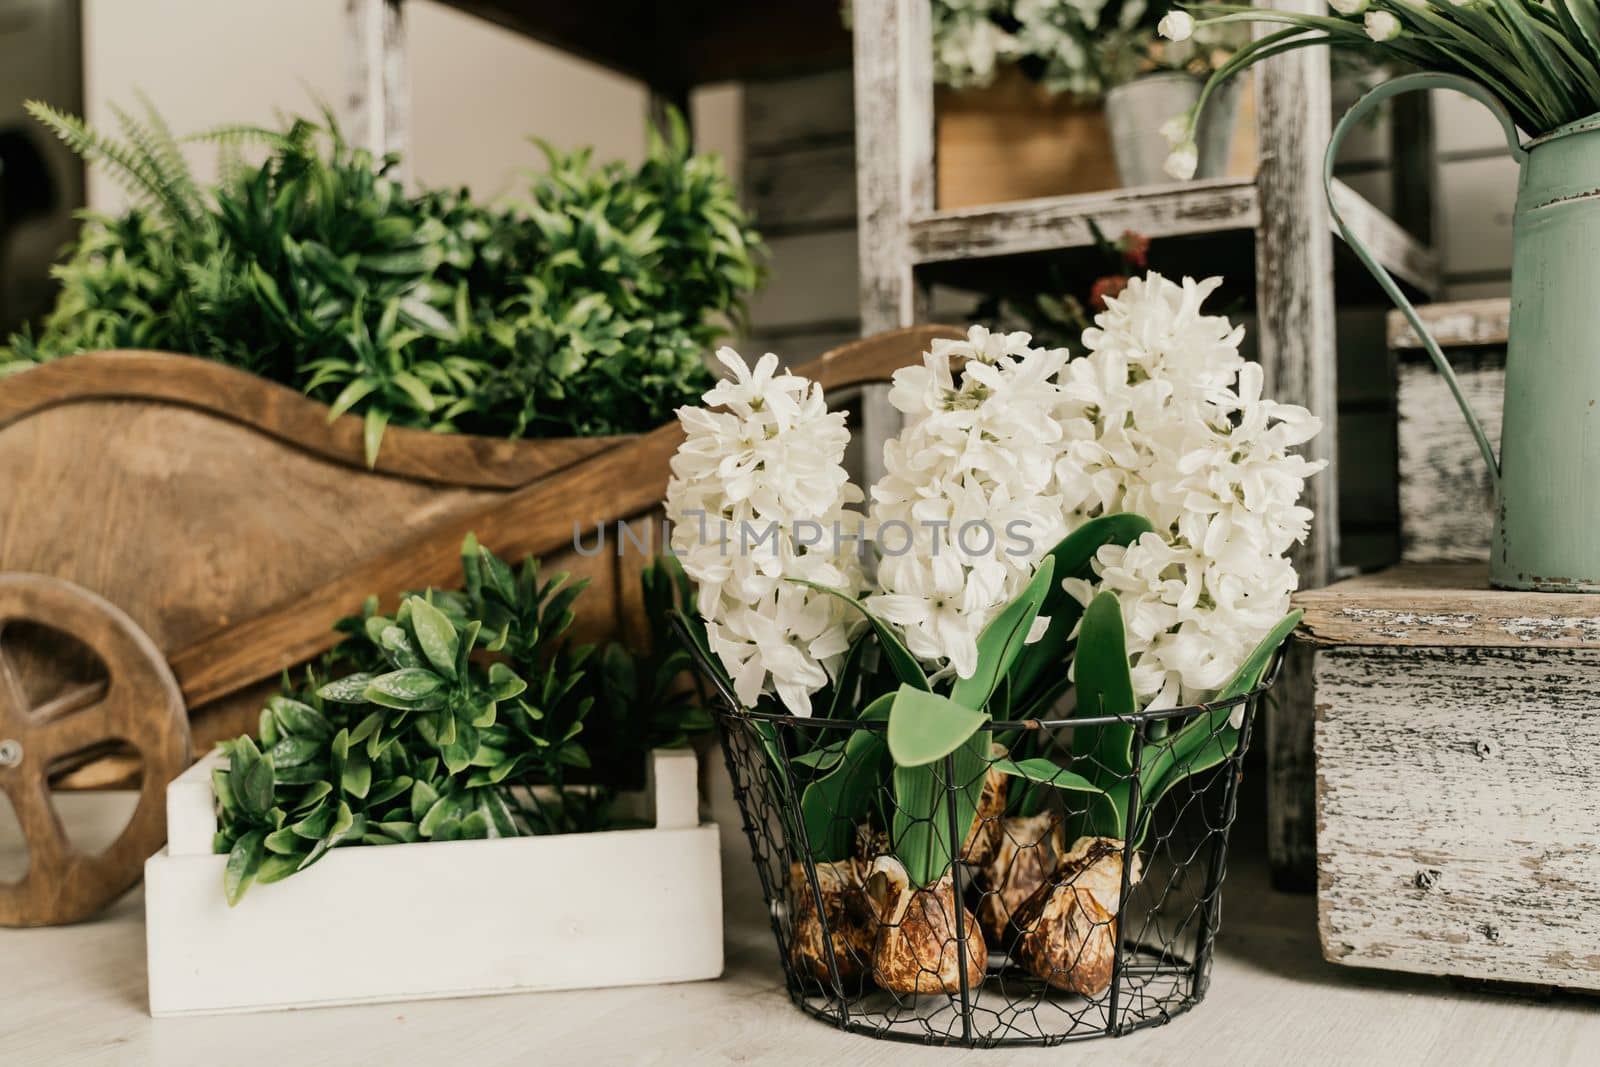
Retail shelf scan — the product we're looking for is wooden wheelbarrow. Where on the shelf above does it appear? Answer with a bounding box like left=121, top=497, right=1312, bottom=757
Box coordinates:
left=0, top=327, right=957, bottom=925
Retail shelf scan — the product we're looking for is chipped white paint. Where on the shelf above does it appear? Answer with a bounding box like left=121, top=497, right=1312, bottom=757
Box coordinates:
left=1388, top=297, right=1511, bottom=350
left=1396, top=352, right=1502, bottom=564
left=1499, top=615, right=1600, bottom=644
left=1332, top=607, right=1479, bottom=640
left=1316, top=644, right=1600, bottom=989
left=1296, top=564, right=1600, bottom=649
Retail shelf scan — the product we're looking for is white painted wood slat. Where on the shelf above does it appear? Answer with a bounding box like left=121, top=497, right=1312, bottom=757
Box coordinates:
left=1316, top=643, right=1600, bottom=990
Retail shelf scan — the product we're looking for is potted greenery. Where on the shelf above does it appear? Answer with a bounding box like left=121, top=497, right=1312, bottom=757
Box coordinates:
left=1104, top=8, right=1250, bottom=184
left=661, top=276, right=1321, bottom=1043
left=144, top=538, right=721, bottom=1015
left=883, top=0, right=1248, bottom=205
left=2, top=100, right=763, bottom=464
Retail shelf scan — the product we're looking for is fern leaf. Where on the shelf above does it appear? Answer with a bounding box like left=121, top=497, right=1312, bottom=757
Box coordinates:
left=110, top=102, right=200, bottom=230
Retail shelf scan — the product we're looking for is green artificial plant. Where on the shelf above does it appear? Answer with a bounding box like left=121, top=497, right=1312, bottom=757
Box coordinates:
left=4, top=100, right=763, bottom=464
left=212, top=537, right=712, bottom=903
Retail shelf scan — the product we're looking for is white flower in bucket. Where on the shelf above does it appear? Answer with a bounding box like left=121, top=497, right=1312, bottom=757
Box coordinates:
left=1157, top=10, right=1194, bottom=40
left=665, top=274, right=1322, bottom=1011
left=868, top=326, right=1071, bottom=678
left=1056, top=275, right=1325, bottom=718
left=664, top=348, right=865, bottom=715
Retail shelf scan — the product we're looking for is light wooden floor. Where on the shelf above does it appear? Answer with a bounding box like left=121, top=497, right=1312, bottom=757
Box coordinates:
left=3, top=780, right=1598, bottom=1065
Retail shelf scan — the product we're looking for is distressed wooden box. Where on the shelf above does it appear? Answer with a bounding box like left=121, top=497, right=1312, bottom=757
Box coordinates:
left=1390, top=299, right=1509, bottom=563
left=144, top=746, right=722, bottom=1016
left=1296, top=564, right=1600, bottom=990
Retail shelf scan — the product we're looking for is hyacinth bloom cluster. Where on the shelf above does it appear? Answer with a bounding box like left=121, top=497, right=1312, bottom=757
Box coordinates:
left=665, top=273, right=1323, bottom=716
left=868, top=328, right=1071, bottom=679
left=1055, top=274, right=1324, bottom=709
left=664, top=349, right=865, bottom=715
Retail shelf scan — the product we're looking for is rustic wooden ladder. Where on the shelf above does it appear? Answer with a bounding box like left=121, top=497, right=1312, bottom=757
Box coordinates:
left=847, top=0, right=1443, bottom=886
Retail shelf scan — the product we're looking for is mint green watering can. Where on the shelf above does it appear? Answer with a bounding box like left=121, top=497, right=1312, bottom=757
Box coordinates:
left=1329, top=73, right=1600, bottom=592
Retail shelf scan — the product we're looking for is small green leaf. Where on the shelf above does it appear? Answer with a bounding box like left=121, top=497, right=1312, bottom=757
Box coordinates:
left=224, top=829, right=266, bottom=906
left=342, top=750, right=372, bottom=798
left=364, top=667, right=447, bottom=709
left=269, top=696, right=333, bottom=739
left=266, top=736, right=322, bottom=769
left=886, top=685, right=989, bottom=768
left=363, top=406, right=389, bottom=468
left=407, top=596, right=459, bottom=679
left=317, top=672, right=376, bottom=704
left=410, top=779, right=439, bottom=822
left=487, top=662, right=526, bottom=701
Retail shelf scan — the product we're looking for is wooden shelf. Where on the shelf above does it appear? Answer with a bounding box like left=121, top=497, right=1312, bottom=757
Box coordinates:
left=439, top=0, right=850, bottom=89
left=1294, top=562, right=1600, bottom=649
left=907, top=177, right=1440, bottom=297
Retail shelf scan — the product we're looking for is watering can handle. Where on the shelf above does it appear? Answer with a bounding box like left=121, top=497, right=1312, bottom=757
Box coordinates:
left=1325, top=72, right=1525, bottom=489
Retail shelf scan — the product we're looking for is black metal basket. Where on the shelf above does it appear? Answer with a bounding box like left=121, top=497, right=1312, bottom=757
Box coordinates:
left=707, top=670, right=1275, bottom=1048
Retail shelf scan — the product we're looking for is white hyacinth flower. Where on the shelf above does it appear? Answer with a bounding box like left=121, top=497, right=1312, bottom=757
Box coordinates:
left=1157, top=10, right=1194, bottom=40
left=1164, top=141, right=1199, bottom=180
left=867, top=328, right=1071, bottom=678
left=1159, top=113, right=1191, bottom=147
left=1056, top=273, right=1325, bottom=710
left=665, top=348, right=865, bottom=716
left=1364, top=9, right=1401, bottom=40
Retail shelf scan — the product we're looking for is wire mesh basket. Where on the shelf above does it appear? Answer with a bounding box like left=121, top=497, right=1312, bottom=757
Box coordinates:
left=708, top=671, right=1275, bottom=1048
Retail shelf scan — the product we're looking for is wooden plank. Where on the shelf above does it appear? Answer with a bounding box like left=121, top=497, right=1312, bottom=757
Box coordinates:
left=1387, top=298, right=1510, bottom=349
left=0, top=351, right=624, bottom=490
left=1316, top=644, right=1600, bottom=989
left=1295, top=563, right=1600, bottom=649
left=745, top=143, right=856, bottom=232
left=904, top=178, right=1438, bottom=295
left=908, top=178, right=1261, bottom=264
left=743, top=68, right=854, bottom=153
left=852, top=0, right=933, bottom=333
left=1253, top=6, right=1336, bottom=890
left=1328, top=179, right=1439, bottom=295
left=1396, top=350, right=1500, bottom=563
left=344, top=0, right=409, bottom=181
left=439, top=0, right=658, bottom=84
left=440, top=1, right=849, bottom=89
left=746, top=230, right=860, bottom=331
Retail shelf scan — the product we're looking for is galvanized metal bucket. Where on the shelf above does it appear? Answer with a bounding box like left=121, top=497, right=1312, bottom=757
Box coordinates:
left=1105, top=73, right=1239, bottom=186
left=1329, top=73, right=1600, bottom=592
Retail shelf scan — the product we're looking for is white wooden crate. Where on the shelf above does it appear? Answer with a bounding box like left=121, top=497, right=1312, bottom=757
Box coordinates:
left=1297, top=565, right=1600, bottom=991
left=145, top=747, right=722, bottom=1016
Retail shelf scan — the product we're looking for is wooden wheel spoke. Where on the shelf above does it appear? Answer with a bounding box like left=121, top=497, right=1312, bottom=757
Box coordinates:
left=34, top=692, right=122, bottom=766
left=2, top=771, right=68, bottom=870
left=0, top=647, right=28, bottom=730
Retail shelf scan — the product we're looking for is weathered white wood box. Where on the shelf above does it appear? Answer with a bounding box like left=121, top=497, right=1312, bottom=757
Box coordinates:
left=1297, top=565, right=1600, bottom=991
left=144, top=747, right=722, bottom=1016
left=1390, top=299, right=1508, bottom=563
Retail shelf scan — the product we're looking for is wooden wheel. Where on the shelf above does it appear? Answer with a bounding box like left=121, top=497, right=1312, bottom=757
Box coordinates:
left=0, top=574, right=189, bottom=926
